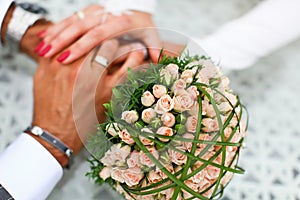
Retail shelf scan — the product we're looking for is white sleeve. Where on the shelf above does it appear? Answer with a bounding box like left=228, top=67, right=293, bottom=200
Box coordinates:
left=0, top=0, right=14, bottom=47
left=0, top=133, right=63, bottom=200
left=99, top=0, right=157, bottom=15
left=193, top=0, right=300, bottom=70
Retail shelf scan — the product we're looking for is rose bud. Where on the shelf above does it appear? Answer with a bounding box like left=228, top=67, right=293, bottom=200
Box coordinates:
left=161, top=112, right=176, bottom=127
left=141, top=91, right=155, bottom=107
left=154, top=94, right=175, bottom=114
left=157, top=126, right=174, bottom=142
left=186, top=85, right=199, bottom=101
left=186, top=116, right=198, bottom=133
left=106, top=123, right=121, bottom=136
left=99, top=167, right=111, bottom=180
left=173, top=92, right=194, bottom=113
left=160, top=64, right=179, bottom=85
left=181, top=69, right=195, bottom=84
left=119, top=129, right=135, bottom=145
left=172, top=79, right=187, bottom=95
left=153, top=84, right=167, bottom=98
left=121, top=110, right=139, bottom=124
left=141, top=108, right=156, bottom=124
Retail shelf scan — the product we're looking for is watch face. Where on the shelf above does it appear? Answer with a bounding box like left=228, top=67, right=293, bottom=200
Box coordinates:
left=19, top=2, right=48, bottom=15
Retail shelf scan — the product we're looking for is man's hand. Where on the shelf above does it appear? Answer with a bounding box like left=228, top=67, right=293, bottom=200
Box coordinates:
left=31, top=40, right=146, bottom=167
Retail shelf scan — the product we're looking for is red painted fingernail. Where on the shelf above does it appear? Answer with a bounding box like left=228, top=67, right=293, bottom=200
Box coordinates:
left=34, top=41, right=45, bottom=53
left=57, top=50, right=71, bottom=63
left=39, top=45, right=52, bottom=56
left=37, top=29, right=46, bottom=37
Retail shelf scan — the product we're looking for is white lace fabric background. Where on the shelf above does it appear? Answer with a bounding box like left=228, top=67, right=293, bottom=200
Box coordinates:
left=0, top=0, right=300, bottom=199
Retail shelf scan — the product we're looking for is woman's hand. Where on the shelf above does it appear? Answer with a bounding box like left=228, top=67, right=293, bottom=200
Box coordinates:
left=35, top=4, right=161, bottom=64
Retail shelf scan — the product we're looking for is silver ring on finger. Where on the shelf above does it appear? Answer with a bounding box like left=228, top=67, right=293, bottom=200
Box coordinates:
left=94, top=55, right=109, bottom=68
left=75, top=11, right=85, bottom=20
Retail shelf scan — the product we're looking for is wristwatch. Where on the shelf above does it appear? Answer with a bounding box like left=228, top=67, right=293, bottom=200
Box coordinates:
left=6, top=2, right=48, bottom=52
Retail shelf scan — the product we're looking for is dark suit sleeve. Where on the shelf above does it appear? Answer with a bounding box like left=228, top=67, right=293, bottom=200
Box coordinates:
left=0, top=184, right=14, bottom=200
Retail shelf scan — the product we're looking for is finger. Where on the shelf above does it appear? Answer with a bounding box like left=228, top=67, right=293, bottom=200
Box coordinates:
left=141, top=28, right=162, bottom=63
left=113, top=50, right=145, bottom=81
left=42, top=5, right=102, bottom=43
left=112, top=42, right=147, bottom=65
left=37, top=5, right=104, bottom=57
left=42, top=15, right=108, bottom=58
left=93, top=39, right=119, bottom=69
left=73, top=40, right=119, bottom=128
left=44, top=16, right=75, bottom=41
left=58, top=16, right=131, bottom=64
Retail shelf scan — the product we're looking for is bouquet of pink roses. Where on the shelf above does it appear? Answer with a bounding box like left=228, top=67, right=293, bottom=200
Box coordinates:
left=87, top=54, right=247, bottom=200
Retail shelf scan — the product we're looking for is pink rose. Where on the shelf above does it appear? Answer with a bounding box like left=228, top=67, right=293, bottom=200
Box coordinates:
left=220, top=172, right=233, bottom=186
left=161, top=112, right=176, bottom=127
left=218, top=102, right=232, bottom=113
left=139, top=128, right=154, bottom=146
left=182, top=133, right=194, bottom=152
left=99, top=167, right=111, bottom=180
left=221, top=76, right=230, bottom=89
left=205, top=165, right=221, bottom=180
left=100, top=144, right=131, bottom=167
left=224, top=92, right=238, bottom=106
left=181, top=69, right=195, bottom=84
left=168, top=147, right=187, bottom=165
left=197, top=134, right=211, bottom=149
left=119, top=129, right=135, bottom=145
left=140, top=147, right=159, bottom=167
left=154, top=95, right=174, bottom=114
left=173, top=92, right=194, bottom=113
left=224, top=127, right=233, bottom=139
left=202, top=100, right=216, bottom=118
left=195, top=73, right=209, bottom=85
left=111, top=168, right=125, bottom=183
left=123, top=167, right=144, bottom=187
left=127, top=150, right=140, bottom=168
left=199, top=178, right=214, bottom=196
left=138, top=180, right=156, bottom=200
left=115, top=183, right=136, bottom=200
left=106, top=123, right=121, bottom=137
left=160, top=64, right=179, bottom=85
left=156, top=126, right=174, bottom=142
left=197, top=60, right=221, bottom=80
left=188, top=101, right=199, bottom=116
left=141, top=108, right=156, bottom=124
left=160, top=182, right=174, bottom=200
left=202, top=118, right=219, bottom=133
left=186, top=86, right=199, bottom=101
left=191, top=170, right=205, bottom=184
left=166, top=63, right=179, bottom=72
left=121, top=110, right=139, bottom=124
left=156, top=164, right=174, bottom=179
left=141, top=91, right=155, bottom=107
left=172, top=79, right=187, bottom=95
left=186, top=116, right=198, bottom=133
left=152, top=84, right=167, bottom=99
left=182, top=180, right=200, bottom=199
left=147, top=171, right=162, bottom=184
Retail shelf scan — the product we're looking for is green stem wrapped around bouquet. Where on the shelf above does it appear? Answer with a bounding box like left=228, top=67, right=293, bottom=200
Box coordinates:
left=86, top=54, right=248, bottom=200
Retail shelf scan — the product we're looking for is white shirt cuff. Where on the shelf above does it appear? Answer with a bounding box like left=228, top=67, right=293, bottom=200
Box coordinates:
left=0, top=133, right=63, bottom=200
left=99, top=0, right=157, bottom=15
left=0, top=0, right=14, bottom=47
